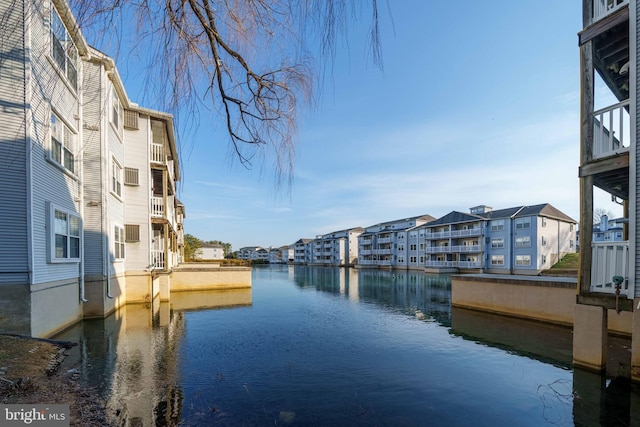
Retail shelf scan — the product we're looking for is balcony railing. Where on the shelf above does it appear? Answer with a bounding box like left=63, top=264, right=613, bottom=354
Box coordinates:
left=425, top=245, right=481, bottom=254
left=425, top=260, right=456, bottom=268
left=151, top=143, right=164, bottom=163
left=151, top=196, right=164, bottom=218
left=591, top=241, right=629, bottom=295
left=593, top=0, right=627, bottom=23
left=593, top=100, right=630, bottom=160
left=425, top=228, right=482, bottom=239
left=377, top=237, right=392, bottom=244
left=151, top=250, right=166, bottom=270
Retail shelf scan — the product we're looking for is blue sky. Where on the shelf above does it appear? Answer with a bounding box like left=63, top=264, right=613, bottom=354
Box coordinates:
left=116, top=1, right=621, bottom=250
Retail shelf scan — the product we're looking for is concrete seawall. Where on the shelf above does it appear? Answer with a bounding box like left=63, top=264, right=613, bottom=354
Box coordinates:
left=451, top=274, right=632, bottom=336
left=171, top=263, right=252, bottom=292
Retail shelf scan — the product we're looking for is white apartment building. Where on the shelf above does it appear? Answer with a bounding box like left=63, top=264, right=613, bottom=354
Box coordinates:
left=309, top=227, right=364, bottom=266
left=293, top=239, right=313, bottom=264
left=0, top=0, right=184, bottom=337
left=358, top=215, right=435, bottom=269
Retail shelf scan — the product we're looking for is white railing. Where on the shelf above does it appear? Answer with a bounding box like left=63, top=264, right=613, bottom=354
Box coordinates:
left=151, top=143, right=164, bottom=163
left=425, top=260, right=456, bottom=268
left=377, top=237, right=392, bottom=244
left=151, top=250, right=166, bottom=270
left=457, top=261, right=482, bottom=269
left=451, top=228, right=483, bottom=238
left=425, top=245, right=481, bottom=254
left=425, top=230, right=449, bottom=239
left=151, top=196, right=164, bottom=218
left=593, top=100, right=630, bottom=160
left=360, top=249, right=372, bottom=255
left=374, top=248, right=392, bottom=255
left=591, top=241, right=629, bottom=295
left=593, top=0, right=627, bottom=23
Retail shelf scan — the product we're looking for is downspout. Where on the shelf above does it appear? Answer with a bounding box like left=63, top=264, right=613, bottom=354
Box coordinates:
left=104, top=69, right=114, bottom=299
left=78, top=54, right=87, bottom=302
left=510, top=206, right=527, bottom=273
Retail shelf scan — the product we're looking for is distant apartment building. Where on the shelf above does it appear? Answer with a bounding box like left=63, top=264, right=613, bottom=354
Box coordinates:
left=358, top=215, right=435, bottom=269
left=196, top=243, right=225, bottom=260
left=293, top=239, right=313, bottom=264
left=592, top=215, right=625, bottom=242
left=309, top=227, right=364, bottom=266
left=424, top=204, right=576, bottom=275
left=237, top=246, right=262, bottom=261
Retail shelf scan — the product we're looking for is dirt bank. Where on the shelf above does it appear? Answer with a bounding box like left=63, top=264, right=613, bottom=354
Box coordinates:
left=0, top=335, right=114, bottom=426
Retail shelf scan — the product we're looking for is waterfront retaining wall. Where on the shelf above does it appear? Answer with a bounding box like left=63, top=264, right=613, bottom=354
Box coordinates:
left=171, top=264, right=252, bottom=291
left=451, top=274, right=632, bottom=335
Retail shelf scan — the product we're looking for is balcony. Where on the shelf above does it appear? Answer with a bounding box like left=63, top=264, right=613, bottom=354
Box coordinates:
left=377, top=237, right=392, bottom=244
left=591, top=241, right=629, bottom=296
left=593, top=100, right=629, bottom=160
left=151, top=196, right=164, bottom=218
left=425, top=260, right=456, bottom=268
left=593, top=0, right=627, bottom=23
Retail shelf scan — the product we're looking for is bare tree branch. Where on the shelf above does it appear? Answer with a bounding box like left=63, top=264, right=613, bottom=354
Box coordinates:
left=69, top=0, right=383, bottom=188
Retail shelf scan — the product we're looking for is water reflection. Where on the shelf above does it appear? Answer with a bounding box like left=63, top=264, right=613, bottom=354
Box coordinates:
left=52, top=267, right=640, bottom=426
left=292, top=266, right=452, bottom=325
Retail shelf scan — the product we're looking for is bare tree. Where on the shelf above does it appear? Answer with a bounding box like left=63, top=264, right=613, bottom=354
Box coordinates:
left=69, top=0, right=384, bottom=187
left=593, top=207, right=614, bottom=225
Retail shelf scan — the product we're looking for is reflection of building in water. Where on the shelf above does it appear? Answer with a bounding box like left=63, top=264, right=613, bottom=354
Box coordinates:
left=292, top=266, right=451, bottom=324
left=56, top=301, right=183, bottom=425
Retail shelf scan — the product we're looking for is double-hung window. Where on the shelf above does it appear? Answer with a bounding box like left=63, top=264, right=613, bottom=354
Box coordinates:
left=516, top=255, right=531, bottom=266
left=48, top=203, right=81, bottom=262
left=515, top=236, right=531, bottom=248
left=114, top=225, right=125, bottom=260
left=50, top=113, right=75, bottom=173
left=491, top=255, right=504, bottom=266
left=112, top=159, right=122, bottom=198
left=51, top=7, right=77, bottom=89
left=490, top=220, right=504, bottom=231
left=110, top=88, right=124, bottom=138
left=491, top=238, right=504, bottom=248
left=515, top=217, right=531, bottom=229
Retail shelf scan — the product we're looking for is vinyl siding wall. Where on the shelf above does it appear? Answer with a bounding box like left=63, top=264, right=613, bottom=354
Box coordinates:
left=124, top=113, right=152, bottom=270
left=0, top=0, right=29, bottom=285
left=106, top=85, right=125, bottom=277
left=81, top=59, right=105, bottom=275
left=635, top=0, right=640, bottom=297
left=29, top=0, right=81, bottom=285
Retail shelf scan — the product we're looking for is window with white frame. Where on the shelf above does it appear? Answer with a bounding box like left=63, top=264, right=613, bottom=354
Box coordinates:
left=570, top=224, right=574, bottom=231
left=491, top=255, right=504, bottom=265
left=490, top=220, right=504, bottom=231
left=542, top=255, right=547, bottom=265
left=491, top=238, right=504, bottom=248
left=51, top=6, right=77, bottom=89
left=114, top=225, right=125, bottom=259
left=419, top=243, right=424, bottom=251
left=398, top=257, right=404, bottom=263
left=48, top=203, right=81, bottom=262
left=515, top=217, right=531, bottom=229
left=541, top=236, right=547, bottom=246
left=112, top=158, right=122, bottom=197
left=570, top=240, right=574, bottom=248
left=110, top=88, right=123, bottom=137
left=50, top=112, right=75, bottom=173
left=515, top=236, right=531, bottom=248
left=398, top=245, right=404, bottom=252
left=542, top=217, right=547, bottom=227
left=516, top=255, right=531, bottom=266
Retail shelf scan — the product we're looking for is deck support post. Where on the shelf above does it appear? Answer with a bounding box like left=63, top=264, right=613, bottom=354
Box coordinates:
left=573, top=303, right=608, bottom=372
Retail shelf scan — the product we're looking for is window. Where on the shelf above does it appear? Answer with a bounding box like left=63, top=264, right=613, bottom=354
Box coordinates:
left=516, top=255, right=531, bottom=266
left=419, top=243, right=424, bottom=251
left=490, top=220, right=504, bottom=231
left=110, top=88, right=123, bottom=136
left=570, top=224, right=574, bottom=231
left=51, top=6, right=77, bottom=89
left=48, top=203, right=81, bottom=262
left=570, top=240, right=574, bottom=248
left=398, top=257, right=404, bottom=264
left=515, top=217, right=531, bottom=229
left=419, top=256, right=424, bottom=263
left=541, top=236, right=547, bottom=246
left=112, top=159, right=122, bottom=197
left=50, top=113, right=75, bottom=173
left=491, top=238, right=504, bottom=248
left=542, top=255, right=547, bottom=264
left=398, top=245, right=404, bottom=252
left=114, top=225, right=125, bottom=259
left=491, top=255, right=504, bottom=266
left=542, top=217, right=547, bottom=227
left=515, top=236, right=531, bottom=248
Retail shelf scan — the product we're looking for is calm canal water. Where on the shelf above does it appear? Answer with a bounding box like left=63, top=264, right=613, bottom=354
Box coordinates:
left=56, top=265, right=640, bottom=426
